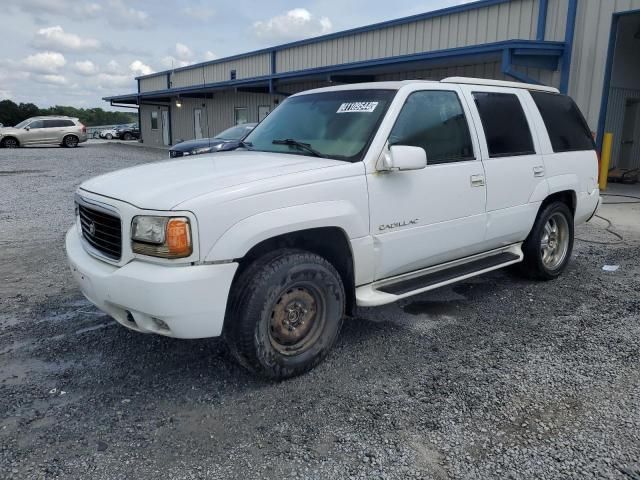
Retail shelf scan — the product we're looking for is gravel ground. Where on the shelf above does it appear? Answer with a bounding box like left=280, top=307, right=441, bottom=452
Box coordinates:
left=1, top=143, right=639, bottom=480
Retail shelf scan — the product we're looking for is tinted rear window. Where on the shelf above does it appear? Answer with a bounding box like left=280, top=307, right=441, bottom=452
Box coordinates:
left=473, top=92, right=535, bottom=158
left=530, top=92, right=595, bottom=152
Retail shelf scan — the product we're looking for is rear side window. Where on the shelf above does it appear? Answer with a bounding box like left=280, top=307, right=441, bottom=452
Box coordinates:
left=530, top=92, right=595, bottom=152
left=59, top=120, right=75, bottom=127
left=473, top=92, right=535, bottom=158
left=389, top=90, right=474, bottom=164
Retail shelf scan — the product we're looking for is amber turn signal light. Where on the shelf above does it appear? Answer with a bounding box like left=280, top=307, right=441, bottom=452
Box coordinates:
left=166, top=218, right=192, bottom=256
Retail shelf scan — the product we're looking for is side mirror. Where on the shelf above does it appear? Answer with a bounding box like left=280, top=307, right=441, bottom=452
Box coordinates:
left=24, top=126, right=30, bottom=131
left=379, top=145, right=427, bottom=172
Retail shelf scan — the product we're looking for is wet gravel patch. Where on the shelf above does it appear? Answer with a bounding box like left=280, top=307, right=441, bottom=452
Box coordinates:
left=1, top=143, right=639, bottom=479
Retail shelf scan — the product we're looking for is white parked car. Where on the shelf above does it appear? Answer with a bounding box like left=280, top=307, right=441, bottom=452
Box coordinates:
left=99, top=127, right=119, bottom=140
left=66, top=78, right=600, bottom=379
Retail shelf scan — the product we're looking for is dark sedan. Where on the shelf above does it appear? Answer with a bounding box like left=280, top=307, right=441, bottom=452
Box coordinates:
left=116, top=124, right=140, bottom=141
left=169, top=123, right=257, bottom=158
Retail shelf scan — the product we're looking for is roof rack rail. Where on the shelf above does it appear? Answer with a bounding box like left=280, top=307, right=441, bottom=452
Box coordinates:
left=441, top=77, right=560, bottom=94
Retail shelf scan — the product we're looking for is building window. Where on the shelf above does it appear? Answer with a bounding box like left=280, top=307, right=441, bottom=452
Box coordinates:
left=230, top=69, right=237, bottom=80
left=258, top=105, right=270, bottom=122
left=234, top=107, right=248, bottom=125
left=530, top=91, right=595, bottom=152
left=151, top=110, right=158, bottom=130
left=388, top=91, right=474, bottom=164
left=473, top=92, right=535, bottom=157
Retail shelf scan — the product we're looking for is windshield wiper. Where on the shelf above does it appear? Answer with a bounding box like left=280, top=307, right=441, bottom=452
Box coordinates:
left=272, top=138, right=324, bottom=158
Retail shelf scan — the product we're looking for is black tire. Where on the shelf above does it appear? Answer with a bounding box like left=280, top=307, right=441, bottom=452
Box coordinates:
left=63, top=135, right=79, bottom=148
left=1, top=137, right=19, bottom=148
left=123, top=132, right=133, bottom=141
left=520, top=201, right=574, bottom=280
left=105, top=133, right=113, bottom=140
left=225, top=249, right=345, bottom=379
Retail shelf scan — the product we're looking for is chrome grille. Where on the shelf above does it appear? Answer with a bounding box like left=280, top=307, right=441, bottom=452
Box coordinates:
left=78, top=204, right=122, bottom=260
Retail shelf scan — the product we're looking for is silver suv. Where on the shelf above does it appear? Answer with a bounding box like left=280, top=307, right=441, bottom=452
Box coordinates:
left=0, top=116, right=88, bottom=148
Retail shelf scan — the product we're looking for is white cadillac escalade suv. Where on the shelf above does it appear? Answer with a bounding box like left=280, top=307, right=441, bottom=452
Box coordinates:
left=66, top=77, right=600, bottom=379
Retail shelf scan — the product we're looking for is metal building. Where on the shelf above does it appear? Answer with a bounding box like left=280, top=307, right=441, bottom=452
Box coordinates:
left=105, top=0, right=640, bottom=169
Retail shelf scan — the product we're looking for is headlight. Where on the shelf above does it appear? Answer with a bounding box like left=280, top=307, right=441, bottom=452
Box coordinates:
left=131, top=216, right=192, bottom=258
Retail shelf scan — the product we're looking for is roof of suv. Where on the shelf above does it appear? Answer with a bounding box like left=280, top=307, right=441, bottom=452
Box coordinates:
left=29, top=115, right=79, bottom=120
left=293, top=77, right=560, bottom=96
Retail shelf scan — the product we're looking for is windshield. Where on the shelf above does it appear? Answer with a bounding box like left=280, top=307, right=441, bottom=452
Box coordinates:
left=215, top=124, right=254, bottom=140
left=14, top=119, right=31, bottom=128
left=243, top=89, right=396, bottom=161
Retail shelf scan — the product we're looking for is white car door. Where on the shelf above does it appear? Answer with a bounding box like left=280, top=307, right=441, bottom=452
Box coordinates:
left=367, top=85, right=488, bottom=280
left=459, top=85, right=548, bottom=247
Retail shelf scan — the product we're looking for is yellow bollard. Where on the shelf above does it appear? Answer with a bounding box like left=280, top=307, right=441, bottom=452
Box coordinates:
left=599, top=132, right=613, bottom=191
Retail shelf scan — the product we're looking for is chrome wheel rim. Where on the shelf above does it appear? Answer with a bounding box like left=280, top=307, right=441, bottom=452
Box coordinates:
left=4, top=139, right=17, bottom=148
left=540, top=212, right=570, bottom=270
left=268, top=284, right=325, bottom=356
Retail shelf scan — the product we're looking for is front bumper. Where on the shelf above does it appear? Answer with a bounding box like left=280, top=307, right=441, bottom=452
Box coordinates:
left=65, top=227, right=238, bottom=339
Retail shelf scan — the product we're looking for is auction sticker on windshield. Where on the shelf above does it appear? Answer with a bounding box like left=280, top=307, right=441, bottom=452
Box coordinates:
left=336, top=102, right=379, bottom=113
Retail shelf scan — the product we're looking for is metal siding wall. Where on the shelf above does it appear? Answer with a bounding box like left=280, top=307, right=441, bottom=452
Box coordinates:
left=604, top=87, right=640, bottom=169
left=544, top=0, right=569, bottom=41
left=139, top=75, right=167, bottom=93
left=169, top=54, right=271, bottom=89
left=275, top=0, right=539, bottom=73
left=568, top=0, right=640, bottom=130
left=171, top=67, right=205, bottom=89
left=168, top=93, right=284, bottom=143
left=374, top=61, right=506, bottom=81
left=203, top=53, right=271, bottom=84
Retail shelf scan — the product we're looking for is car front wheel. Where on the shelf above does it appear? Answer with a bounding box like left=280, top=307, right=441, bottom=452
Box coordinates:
left=123, top=132, right=132, bottom=141
left=1, top=137, right=19, bottom=148
left=520, top=201, right=574, bottom=280
left=225, top=249, right=345, bottom=379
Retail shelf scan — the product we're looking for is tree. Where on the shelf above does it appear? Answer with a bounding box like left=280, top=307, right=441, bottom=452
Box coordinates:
left=0, top=99, right=136, bottom=127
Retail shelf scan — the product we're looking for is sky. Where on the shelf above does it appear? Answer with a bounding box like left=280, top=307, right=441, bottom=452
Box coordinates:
left=0, top=0, right=474, bottom=110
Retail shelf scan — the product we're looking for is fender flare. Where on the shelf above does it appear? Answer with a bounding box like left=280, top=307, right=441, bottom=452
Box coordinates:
left=204, top=200, right=367, bottom=262
left=529, top=174, right=579, bottom=204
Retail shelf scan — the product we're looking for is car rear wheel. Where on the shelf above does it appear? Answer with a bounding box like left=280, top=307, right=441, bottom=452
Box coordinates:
left=1, top=137, right=19, bottom=148
left=63, top=135, right=79, bottom=148
left=225, top=249, right=345, bottom=379
left=105, top=133, right=113, bottom=140
left=520, top=201, right=574, bottom=280
left=123, top=132, right=133, bottom=141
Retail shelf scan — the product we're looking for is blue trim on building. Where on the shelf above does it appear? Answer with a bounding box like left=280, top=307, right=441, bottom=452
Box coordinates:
left=559, top=0, right=578, bottom=94
left=107, top=40, right=564, bottom=101
left=103, top=40, right=564, bottom=102
left=135, top=0, right=513, bottom=81
left=272, top=40, right=563, bottom=80
left=501, top=49, right=544, bottom=85
left=536, top=0, right=549, bottom=40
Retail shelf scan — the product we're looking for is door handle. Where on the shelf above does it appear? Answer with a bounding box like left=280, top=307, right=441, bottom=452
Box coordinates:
left=470, top=174, right=485, bottom=187
left=533, top=166, right=545, bottom=177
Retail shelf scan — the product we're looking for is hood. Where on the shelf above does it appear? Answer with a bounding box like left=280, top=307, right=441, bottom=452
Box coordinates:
left=0, top=127, right=22, bottom=135
left=79, top=151, right=345, bottom=210
left=170, top=138, right=225, bottom=152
